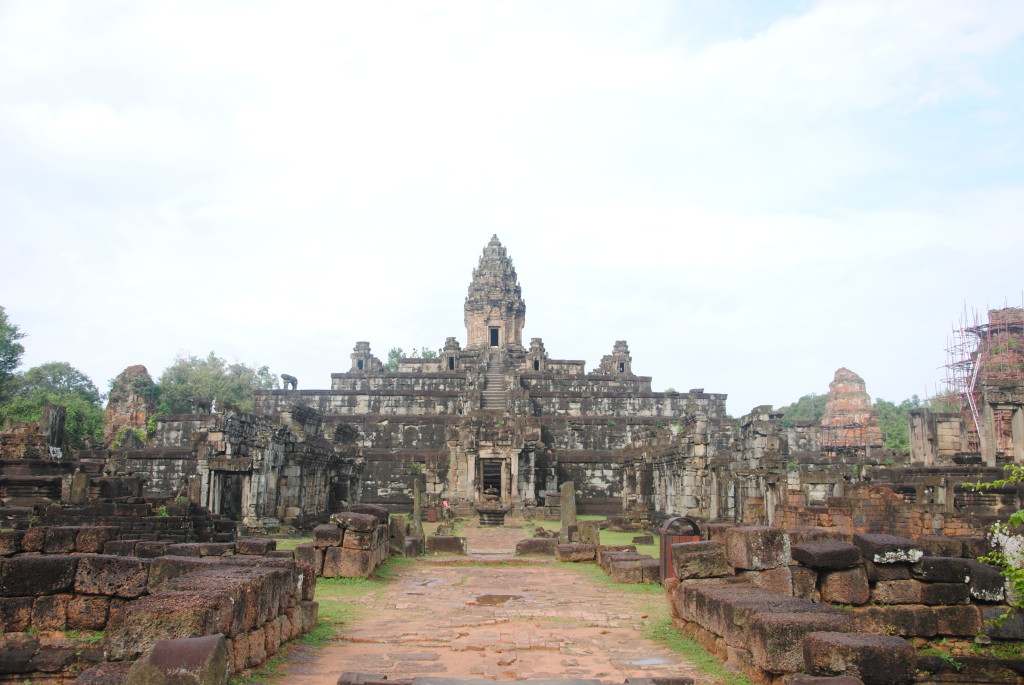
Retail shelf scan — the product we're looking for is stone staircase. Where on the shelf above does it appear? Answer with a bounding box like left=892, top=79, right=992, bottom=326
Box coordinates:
left=480, top=353, right=507, bottom=411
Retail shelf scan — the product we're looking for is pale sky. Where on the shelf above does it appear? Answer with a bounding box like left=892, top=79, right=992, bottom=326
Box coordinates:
left=2, top=0, right=1022, bottom=417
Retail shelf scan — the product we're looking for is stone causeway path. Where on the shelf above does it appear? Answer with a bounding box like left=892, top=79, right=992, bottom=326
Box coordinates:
left=273, top=522, right=716, bottom=684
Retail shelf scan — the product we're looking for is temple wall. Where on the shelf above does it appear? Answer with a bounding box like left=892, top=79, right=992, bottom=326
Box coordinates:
left=328, top=373, right=469, bottom=392
left=253, top=390, right=463, bottom=417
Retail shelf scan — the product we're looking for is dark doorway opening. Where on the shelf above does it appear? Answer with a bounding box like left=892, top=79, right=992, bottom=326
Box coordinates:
left=481, top=460, right=502, bottom=492
left=618, top=362, right=625, bottom=372
left=490, top=328, right=499, bottom=346
left=357, top=360, right=364, bottom=370
left=448, top=357, right=455, bottom=370
left=533, top=360, right=539, bottom=371
left=219, top=473, right=243, bottom=521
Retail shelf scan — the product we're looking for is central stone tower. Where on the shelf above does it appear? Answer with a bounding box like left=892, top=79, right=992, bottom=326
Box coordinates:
left=464, top=235, right=526, bottom=349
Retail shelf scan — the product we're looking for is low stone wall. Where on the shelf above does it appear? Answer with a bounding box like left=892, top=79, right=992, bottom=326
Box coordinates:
left=0, top=530, right=317, bottom=681
left=666, top=525, right=1020, bottom=683
left=295, top=506, right=392, bottom=578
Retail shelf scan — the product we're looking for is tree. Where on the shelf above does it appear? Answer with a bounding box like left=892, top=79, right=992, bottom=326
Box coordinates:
left=0, top=306, right=25, bottom=404
left=421, top=347, right=438, bottom=359
left=0, top=361, right=105, bottom=448
left=873, top=395, right=921, bottom=454
left=16, top=361, right=102, bottom=406
left=777, top=393, right=827, bottom=422
left=968, top=465, right=1024, bottom=624
left=156, top=352, right=278, bottom=413
left=385, top=347, right=404, bottom=372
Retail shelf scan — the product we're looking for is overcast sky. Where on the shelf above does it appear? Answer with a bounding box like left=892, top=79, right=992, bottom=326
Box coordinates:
left=2, top=0, right=1023, bottom=416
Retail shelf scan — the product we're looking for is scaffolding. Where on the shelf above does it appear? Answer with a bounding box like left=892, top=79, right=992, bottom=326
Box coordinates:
left=944, top=301, right=1024, bottom=454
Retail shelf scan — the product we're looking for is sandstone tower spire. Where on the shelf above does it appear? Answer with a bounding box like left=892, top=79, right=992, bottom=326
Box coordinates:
left=464, top=235, right=526, bottom=349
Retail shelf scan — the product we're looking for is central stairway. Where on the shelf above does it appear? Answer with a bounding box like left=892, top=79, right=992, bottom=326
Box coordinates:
left=480, top=352, right=507, bottom=410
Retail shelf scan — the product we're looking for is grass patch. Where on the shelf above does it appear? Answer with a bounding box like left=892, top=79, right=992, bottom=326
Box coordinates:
left=269, top=535, right=312, bottom=551
left=645, top=617, right=754, bottom=685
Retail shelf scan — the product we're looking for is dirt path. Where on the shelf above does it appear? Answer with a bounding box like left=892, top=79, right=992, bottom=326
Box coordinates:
left=274, top=523, right=713, bottom=684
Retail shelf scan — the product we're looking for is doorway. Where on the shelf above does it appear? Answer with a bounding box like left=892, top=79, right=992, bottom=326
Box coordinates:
left=490, top=327, right=500, bottom=346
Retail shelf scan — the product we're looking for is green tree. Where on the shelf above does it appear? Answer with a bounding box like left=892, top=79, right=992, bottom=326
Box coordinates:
left=16, top=361, right=102, bottom=405
left=156, top=352, right=277, bottom=413
left=968, top=465, right=1024, bottom=624
left=777, top=393, right=827, bottom=422
left=873, top=395, right=921, bottom=453
left=0, top=306, right=26, bottom=404
left=421, top=346, right=438, bottom=359
left=385, top=347, right=404, bottom=372
left=0, top=361, right=105, bottom=448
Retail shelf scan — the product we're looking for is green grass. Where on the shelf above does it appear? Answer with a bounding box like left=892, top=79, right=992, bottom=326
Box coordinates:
left=645, top=617, right=754, bottom=685
left=269, top=535, right=312, bottom=551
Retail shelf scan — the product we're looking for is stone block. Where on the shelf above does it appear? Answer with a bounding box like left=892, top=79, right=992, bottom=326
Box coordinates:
left=169, top=564, right=293, bottom=630
left=820, top=567, right=869, bottom=605
left=198, top=542, right=235, bottom=557
left=265, top=616, right=281, bottom=655
left=323, top=547, right=373, bottom=578
left=348, top=503, right=390, bottom=526
left=0, top=632, right=39, bottom=675
left=246, top=628, right=267, bottom=668
left=916, top=536, right=963, bottom=558
left=578, top=520, right=601, bottom=545
left=872, top=580, right=923, bottom=604
left=849, top=605, right=936, bottom=637
left=311, top=528, right=344, bottom=548
left=747, top=611, right=854, bottom=674
left=43, top=526, right=78, bottom=554
left=596, top=545, right=636, bottom=566
left=920, top=583, right=969, bottom=606
left=298, top=600, right=318, bottom=634
left=235, top=537, right=277, bottom=555
left=853, top=534, right=922, bottom=564
left=641, top=556, right=660, bottom=583
left=516, top=538, right=557, bottom=555
left=122, top=633, right=228, bottom=685
left=0, top=556, right=77, bottom=595
left=965, top=559, right=1004, bottom=602
left=166, top=543, right=204, bottom=557
left=803, top=631, right=916, bottom=684
left=32, top=636, right=100, bottom=673
left=556, top=543, right=597, bottom=562
left=671, top=540, right=732, bottom=579
left=106, top=591, right=238, bottom=660
left=982, top=606, right=1024, bottom=639
left=32, top=594, right=69, bottom=629
left=792, top=566, right=820, bottom=602
left=76, top=526, right=119, bottom=553
left=103, top=540, right=138, bottom=556
left=21, top=525, right=46, bottom=552
left=737, top=565, right=793, bottom=596
left=75, top=555, right=151, bottom=598
left=725, top=526, right=790, bottom=570
left=342, top=529, right=373, bottom=550
left=862, top=559, right=910, bottom=581
left=792, top=541, right=862, bottom=570
left=227, top=634, right=248, bottom=674
left=67, top=594, right=110, bottom=630
left=426, top=536, right=468, bottom=555
left=70, top=661, right=134, bottom=684
left=0, top=596, right=32, bottom=631
left=609, top=560, right=645, bottom=583
left=148, top=555, right=223, bottom=588
left=934, top=605, right=982, bottom=636
left=955, top=536, right=990, bottom=559
left=789, top=527, right=851, bottom=544
left=911, top=556, right=971, bottom=583
left=0, top=530, right=24, bottom=556
left=331, top=511, right=378, bottom=533
left=136, top=541, right=169, bottom=558
left=293, top=543, right=323, bottom=576
left=404, top=536, right=422, bottom=557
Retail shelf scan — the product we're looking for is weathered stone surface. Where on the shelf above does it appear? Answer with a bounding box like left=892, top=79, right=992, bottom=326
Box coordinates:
left=725, top=526, right=790, bottom=571
left=791, top=565, right=820, bottom=602
left=32, top=594, right=69, bottom=629
left=73, top=661, right=134, bottom=684
left=235, top=537, right=276, bottom=555
left=123, top=633, right=228, bottom=685
left=608, top=560, right=645, bottom=583
left=848, top=605, right=936, bottom=637
left=330, top=511, right=377, bottom=533
left=43, top=526, right=78, bottom=554
left=136, top=541, right=169, bottom=558
left=104, top=365, right=157, bottom=445
left=342, top=529, right=373, bottom=550
left=578, top=520, right=601, bottom=545
left=20, top=525, right=46, bottom=552
left=596, top=545, right=637, bottom=566
left=933, top=605, right=982, bottom=636
left=556, top=543, right=597, bottom=562
left=348, top=503, right=390, bottom=526
left=747, top=611, right=854, bottom=674
left=516, top=538, right=557, bottom=555
left=67, top=594, right=109, bottom=630
left=75, top=526, right=119, bottom=553
left=0, top=632, right=39, bottom=674
left=872, top=579, right=924, bottom=604
left=0, top=596, right=32, bottom=631
left=803, top=631, right=915, bottom=684
left=862, top=559, right=910, bottom=581
left=916, top=536, right=963, bottom=558
left=820, top=368, right=883, bottom=449
left=921, top=582, right=969, bottom=606
left=820, top=567, right=869, bottom=605
left=0, top=555, right=77, bottom=596
left=559, top=481, right=577, bottom=544
left=982, top=606, right=1024, bottom=639
left=74, top=555, right=151, bottom=598
left=0, top=530, right=23, bottom=556
left=106, top=591, right=236, bottom=660
left=671, top=540, right=732, bottom=579
left=737, top=565, right=793, bottom=596
left=911, top=556, right=971, bottom=583
left=323, top=547, right=373, bottom=578
left=853, top=534, right=922, bottom=564
left=426, top=536, right=467, bottom=555
left=294, top=543, right=323, bottom=575
left=965, top=559, right=1005, bottom=602
left=792, top=541, right=862, bottom=570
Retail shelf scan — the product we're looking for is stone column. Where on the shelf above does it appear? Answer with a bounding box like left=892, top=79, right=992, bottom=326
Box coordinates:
left=1013, top=406, right=1024, bottom=464
left=558, top=481, right=577, bottom=544
left=982, top=401, right=997, bottom=467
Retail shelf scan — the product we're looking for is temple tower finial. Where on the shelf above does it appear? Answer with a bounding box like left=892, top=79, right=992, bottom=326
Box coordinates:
left=464, top=236, right=525, bottom=349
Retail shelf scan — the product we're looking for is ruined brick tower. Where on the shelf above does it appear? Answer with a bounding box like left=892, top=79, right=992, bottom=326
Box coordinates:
left=464, top=234, right=525, bottom=349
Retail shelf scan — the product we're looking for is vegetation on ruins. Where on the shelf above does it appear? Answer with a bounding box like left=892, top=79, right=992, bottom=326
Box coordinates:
left=968, top=463, right=1024, bottom=625
left=777, top=392, right=827, bottom=422
left=155, top=351, right=278, bottom=413
left=0, top=305, right=26, bottom=405
left=873, top=395, right=921, bottom=454
left=385, top=345, right=438, bottom=371
left=0, top=360, right=106, bottom=447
